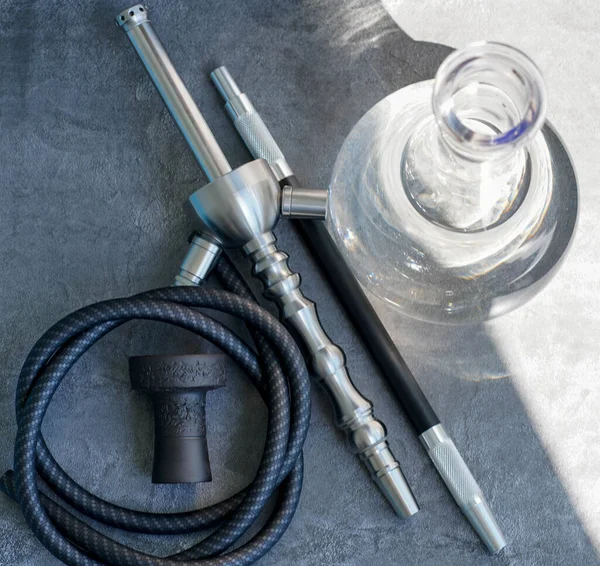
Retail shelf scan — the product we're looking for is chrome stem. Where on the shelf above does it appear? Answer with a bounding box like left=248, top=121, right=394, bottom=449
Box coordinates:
left=244, top=232, right=418, bottom=518
left=117, top=5, right=231, bottom=181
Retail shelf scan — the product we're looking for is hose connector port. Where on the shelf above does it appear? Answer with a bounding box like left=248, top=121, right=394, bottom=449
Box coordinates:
left=281, top=186, right=328, bottom=220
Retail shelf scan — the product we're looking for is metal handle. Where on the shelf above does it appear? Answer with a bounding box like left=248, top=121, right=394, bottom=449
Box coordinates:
left=117, top=5, right=231, bottom=182
left=420, top=425, right=506, bottom=553
left=243, top=232, right=419, bottom=519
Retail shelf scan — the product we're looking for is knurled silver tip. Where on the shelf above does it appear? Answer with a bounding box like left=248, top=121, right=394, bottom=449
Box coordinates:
left=116, top=5, right=149, bottom=30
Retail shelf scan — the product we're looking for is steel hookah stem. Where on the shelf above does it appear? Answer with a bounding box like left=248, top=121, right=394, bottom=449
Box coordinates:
left=244, top=232, right=418, bottom=518
left=117, top=5, right=418, bottom=518
left=211, top=66, right=507, bottom=554
left=117, top=5, right=231, bottom=181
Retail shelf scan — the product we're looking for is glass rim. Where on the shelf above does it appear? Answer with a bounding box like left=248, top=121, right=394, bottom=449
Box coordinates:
left=432, top=41, right=547, bottom=152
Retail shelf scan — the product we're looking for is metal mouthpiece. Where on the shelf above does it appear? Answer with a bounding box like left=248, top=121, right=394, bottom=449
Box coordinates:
left=420, top=424, right=506, bottom=553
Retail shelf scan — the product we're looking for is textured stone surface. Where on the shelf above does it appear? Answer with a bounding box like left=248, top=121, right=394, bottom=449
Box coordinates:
left=0, top=1, right=598, bottom=565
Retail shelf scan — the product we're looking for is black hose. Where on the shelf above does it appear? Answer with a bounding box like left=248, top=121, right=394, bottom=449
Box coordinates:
left=0, top=255, right=311, bottom=566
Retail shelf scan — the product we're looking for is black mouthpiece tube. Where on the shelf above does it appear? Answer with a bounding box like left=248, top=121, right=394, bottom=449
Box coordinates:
left=281, top=175, right=440, bottom=435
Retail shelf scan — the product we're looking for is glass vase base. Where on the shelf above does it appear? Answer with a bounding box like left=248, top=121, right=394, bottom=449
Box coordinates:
left=328, top=81, right=578, bottom=324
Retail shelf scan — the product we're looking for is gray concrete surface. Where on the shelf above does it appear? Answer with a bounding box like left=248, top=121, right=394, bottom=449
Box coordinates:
left=0, top=1, right=598, bottom=565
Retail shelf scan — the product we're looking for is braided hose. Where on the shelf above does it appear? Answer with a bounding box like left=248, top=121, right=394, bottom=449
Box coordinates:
left=0, top=255, right=311, bottom=565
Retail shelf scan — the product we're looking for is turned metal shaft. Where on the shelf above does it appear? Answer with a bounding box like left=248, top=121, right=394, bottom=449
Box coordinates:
left=244, top=232, right=418, bottom=517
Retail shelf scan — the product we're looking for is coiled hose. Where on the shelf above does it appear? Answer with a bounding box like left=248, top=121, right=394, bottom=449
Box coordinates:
left=0, top=255, right=311, bottom=565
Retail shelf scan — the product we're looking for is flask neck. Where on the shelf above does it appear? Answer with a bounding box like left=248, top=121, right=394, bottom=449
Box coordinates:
left=402, top=42, right=546, bottom=232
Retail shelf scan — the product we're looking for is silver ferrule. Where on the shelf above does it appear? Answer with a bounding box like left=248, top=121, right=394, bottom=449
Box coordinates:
left=174, top=235, right=222, bottom=287
left=211, top=66, right=293, bottom=181
left=211, top=67, right=246, bottom=116
left=117, top=5, right=231, bottom=182
left=419, top=424, right=506, bottom=553
left=243, top=232, right=418, bottom=518
left=281, top=186, right=328, bottom=219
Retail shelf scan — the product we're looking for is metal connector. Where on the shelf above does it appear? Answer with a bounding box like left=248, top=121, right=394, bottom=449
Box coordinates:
left=174, top=235, right=221, bottom=286
left=211, top=66, right=293, bottom=181
left=281, top=186, right=328, bottom=219
left=420, top=424, right=506, bottom=553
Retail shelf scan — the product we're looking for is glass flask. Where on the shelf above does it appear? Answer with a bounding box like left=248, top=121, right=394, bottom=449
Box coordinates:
left=328, top=42, right=578, bottom=324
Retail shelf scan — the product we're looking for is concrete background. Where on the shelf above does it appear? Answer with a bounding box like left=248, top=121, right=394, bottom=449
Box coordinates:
left=0, top=1, right=598, bottom=564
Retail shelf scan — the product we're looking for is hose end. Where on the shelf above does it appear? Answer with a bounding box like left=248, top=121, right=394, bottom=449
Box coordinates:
left=174, top=235, right=222, bottom=287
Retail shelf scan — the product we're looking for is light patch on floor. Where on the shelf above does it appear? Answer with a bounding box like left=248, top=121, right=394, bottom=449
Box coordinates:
left=381, top=0, right=600, bottom=551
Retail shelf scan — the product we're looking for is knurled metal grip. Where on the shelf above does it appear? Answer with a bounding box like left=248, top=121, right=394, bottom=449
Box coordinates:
left=420, top=424, right=506, bottom=553
left=243, top=232, right=419, bottom=518
left=211, top=67, right=293, bottom=181
left=236, top=112, right=290, bottom=177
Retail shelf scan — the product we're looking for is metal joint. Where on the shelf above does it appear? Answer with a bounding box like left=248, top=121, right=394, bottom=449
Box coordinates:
left=281, top=186, right=328, bottom=219
left=174, top=235, right=222, bottom=286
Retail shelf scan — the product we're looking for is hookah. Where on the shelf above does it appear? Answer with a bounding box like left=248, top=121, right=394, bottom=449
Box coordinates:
left=1, top=6, right=416, bottom=565
left=114, top=6, right=418, bottom=517
left=1, top=4, right=579, bottom=565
